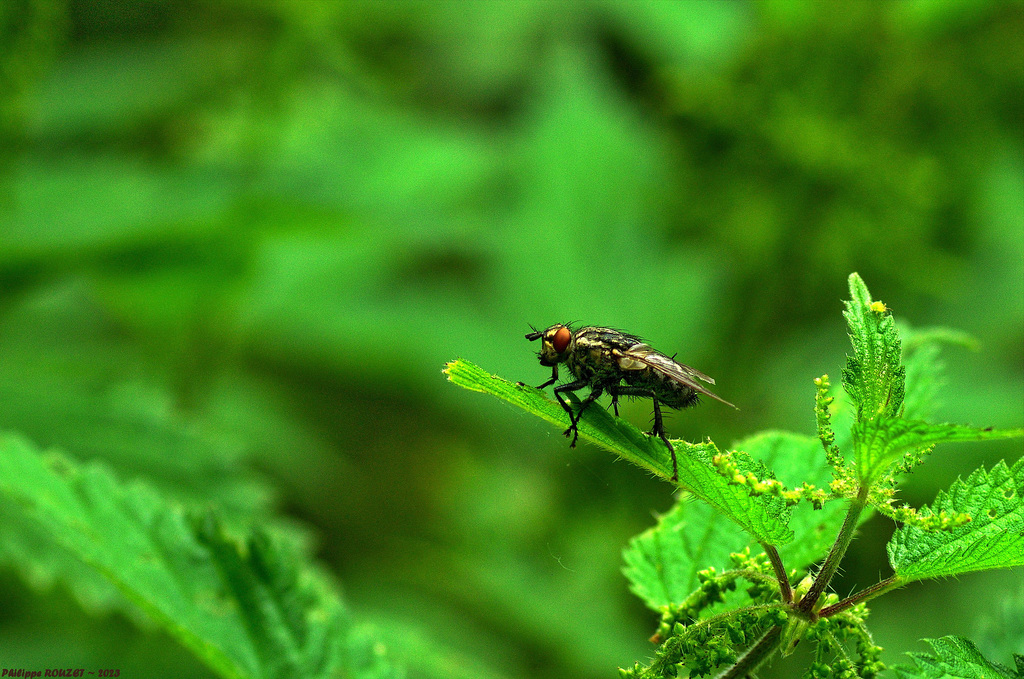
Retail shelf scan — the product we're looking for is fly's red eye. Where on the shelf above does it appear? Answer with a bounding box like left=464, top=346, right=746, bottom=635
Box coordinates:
left=552, top=326, right=572, bottom=353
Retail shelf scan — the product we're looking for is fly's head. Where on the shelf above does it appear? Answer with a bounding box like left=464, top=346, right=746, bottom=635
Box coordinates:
left=525, top=323, right=573, bottom=366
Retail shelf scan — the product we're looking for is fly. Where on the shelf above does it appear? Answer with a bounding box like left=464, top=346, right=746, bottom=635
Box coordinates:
left=525, top=323, right=736, bottom=482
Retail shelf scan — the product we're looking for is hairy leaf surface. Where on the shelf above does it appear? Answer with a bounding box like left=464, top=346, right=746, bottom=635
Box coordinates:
left=842, top=272, right=905, bottom=423
left=853, top=418, right=1023, bottom=484
left=888, top=458, right=1024, bottom=582
left=892, top=636, right=1022, bottom=679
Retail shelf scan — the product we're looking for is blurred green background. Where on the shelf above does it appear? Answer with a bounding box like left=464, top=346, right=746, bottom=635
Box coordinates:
left=1, top=1, right=1022, bottom=677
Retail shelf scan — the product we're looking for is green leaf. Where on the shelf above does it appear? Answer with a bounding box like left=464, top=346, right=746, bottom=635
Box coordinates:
left=841, top=272, right=905, bottom=422
left=445, top=359, right=792, bottom=545
left=893, top=636, right=1022, bottom=679
left=0, top=433, right=402, bottom=679
left=622, top=499, right=750, bottom=611
left=622, top=431, right=841, bottom=611
left=888, top=458, right=1024, bottom=582
left=735, top=431, right=849, bottom=571
left=853, top=417, right=1023, bottom=484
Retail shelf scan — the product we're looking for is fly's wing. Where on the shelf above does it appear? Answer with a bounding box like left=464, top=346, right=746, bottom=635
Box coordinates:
left=615, top=345, right=738, bottom=409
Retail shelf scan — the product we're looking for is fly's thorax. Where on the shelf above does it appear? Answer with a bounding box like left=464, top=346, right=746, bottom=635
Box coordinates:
left=566, top=327, right=643, bottom=384
left=564, top=335, right=602, bottom=381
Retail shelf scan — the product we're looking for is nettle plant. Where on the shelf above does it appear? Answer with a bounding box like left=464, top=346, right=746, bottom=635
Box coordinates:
left=446, top=273, right=1024, bottom=679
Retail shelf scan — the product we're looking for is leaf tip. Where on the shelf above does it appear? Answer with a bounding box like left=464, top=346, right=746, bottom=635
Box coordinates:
left=442, top=358, right=460, bottom=379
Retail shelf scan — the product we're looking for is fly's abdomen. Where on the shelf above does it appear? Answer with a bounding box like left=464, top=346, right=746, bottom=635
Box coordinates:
left=625, top=368, right=699, bottom=409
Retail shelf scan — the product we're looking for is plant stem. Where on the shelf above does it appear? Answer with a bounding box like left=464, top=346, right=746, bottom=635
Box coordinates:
left=762, top=542, right=792, bottom=603
left=715, top=625, right=783, bottom=679
left=798, top=485, right=869, bottom=615
left=818, top=575, right=902, bottom=617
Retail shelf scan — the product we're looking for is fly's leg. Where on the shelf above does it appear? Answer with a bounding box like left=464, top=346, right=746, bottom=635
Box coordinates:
left=535, top=365, right=559, bottom=390
left=567, top=386, right=604, bottom=446
left=554, top=381, right=601, bottom=447
left=608, top=392, right=620, bottom=417
left=552, top=379, right=587, bottom=443
left=650, top=398, right=678, bottom=482
left=610, top=386, right=678, bottom=482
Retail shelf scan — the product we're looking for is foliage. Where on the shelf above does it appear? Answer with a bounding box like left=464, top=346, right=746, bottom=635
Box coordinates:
left=1, top=1, right=1022, bottom=677
left=0, top=434, right=401, bottom=679
left=450, top=273, right=1023, bottom=677
left=892, top=637, right=1023, bottom=679
left=888, top=459, right=1024, bottom=581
